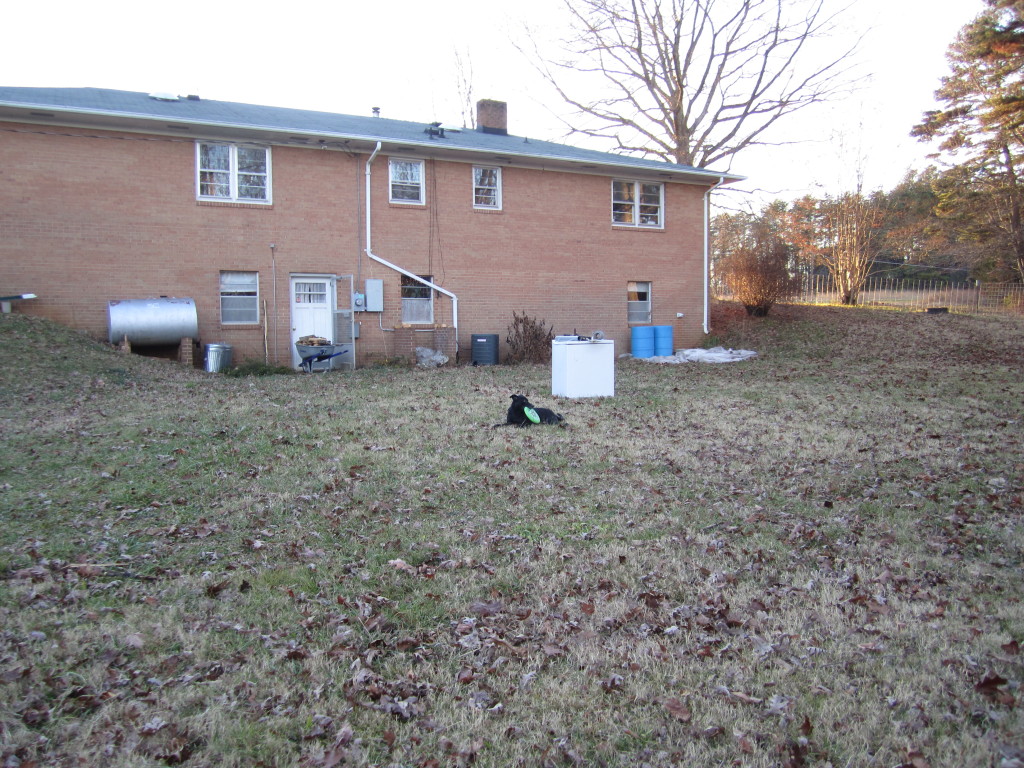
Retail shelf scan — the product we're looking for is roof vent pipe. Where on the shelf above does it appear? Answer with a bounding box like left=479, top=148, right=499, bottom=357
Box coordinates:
left=372, top=107, right=380, bottom=117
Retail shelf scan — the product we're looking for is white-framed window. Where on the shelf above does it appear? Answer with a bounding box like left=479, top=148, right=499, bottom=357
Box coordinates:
left=220, top=271, right=260, bottom=324
left=197, top=143, right=271, bottom=203
left=473, top=166, right=502, bottom=209
left=612, top=180, right=663, bottom=228
left=389, top=158, right=425, bottom=204
left=401, top=274, right=433, bottom=324
left=628, top=281, right=652, bottom=323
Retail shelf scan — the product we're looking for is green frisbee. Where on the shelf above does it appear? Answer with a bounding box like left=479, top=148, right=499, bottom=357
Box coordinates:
left=523, top=406, right=541, bottom=424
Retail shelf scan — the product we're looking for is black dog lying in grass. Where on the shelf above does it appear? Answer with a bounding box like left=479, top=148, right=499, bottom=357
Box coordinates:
left=495, top=394, right=565, bottom=427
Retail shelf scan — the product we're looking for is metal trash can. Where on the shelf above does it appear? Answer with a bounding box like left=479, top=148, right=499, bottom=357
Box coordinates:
left=204, top=343, right=233, bottom=373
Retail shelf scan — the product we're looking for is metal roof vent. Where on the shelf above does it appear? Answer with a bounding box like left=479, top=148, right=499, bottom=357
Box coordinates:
left=149, top=92, right=180, bottom=102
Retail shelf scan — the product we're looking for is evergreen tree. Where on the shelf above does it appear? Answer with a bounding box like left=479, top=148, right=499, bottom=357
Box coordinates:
left=913, top=0, right=1024, bottom=280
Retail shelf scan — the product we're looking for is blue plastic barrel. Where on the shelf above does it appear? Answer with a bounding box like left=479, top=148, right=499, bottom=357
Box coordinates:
left=653, top=325, right=674, bottom=356
left=631, top=326, right=655, bottom=358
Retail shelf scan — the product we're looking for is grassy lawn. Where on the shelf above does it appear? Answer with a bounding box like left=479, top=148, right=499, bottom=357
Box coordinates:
left=1, top=303, right=1022, bottom=768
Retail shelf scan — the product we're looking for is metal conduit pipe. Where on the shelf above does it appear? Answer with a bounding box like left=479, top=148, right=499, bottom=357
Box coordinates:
left=364, top=141, right=460, bottom=358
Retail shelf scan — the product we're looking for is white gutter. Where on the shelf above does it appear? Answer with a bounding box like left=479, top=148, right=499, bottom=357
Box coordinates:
left=364, top=141, right=460, bottom=358
left=703, top=176, right=727, bottom=335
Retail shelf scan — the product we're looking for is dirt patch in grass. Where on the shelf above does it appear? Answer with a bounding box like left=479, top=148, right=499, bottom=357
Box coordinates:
left=1, top=306, right=1022, bottom=767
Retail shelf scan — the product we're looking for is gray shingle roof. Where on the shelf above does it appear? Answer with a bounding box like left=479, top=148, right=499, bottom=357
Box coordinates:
left=0, top=86, right=742, bottom=185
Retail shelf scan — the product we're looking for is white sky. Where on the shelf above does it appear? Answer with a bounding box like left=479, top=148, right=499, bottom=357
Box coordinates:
left=3, top=0, right=986, bottom=209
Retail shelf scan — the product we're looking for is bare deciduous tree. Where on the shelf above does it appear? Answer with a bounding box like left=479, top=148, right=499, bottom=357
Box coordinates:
left=454, top=48, right=476, bottom=129
left=821, top=190, right=884, bottom=305
left=534, top=0, right=860, bottom=168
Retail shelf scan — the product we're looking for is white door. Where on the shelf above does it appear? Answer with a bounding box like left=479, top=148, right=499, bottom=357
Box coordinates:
left=290, top=275, right=336, bottom=367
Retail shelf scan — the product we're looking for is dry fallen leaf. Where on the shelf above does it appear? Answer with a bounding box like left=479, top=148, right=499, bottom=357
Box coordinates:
left=800, top=715, right=813, bottom=736
left=470, top=600, right=504, bottom=616
left=732, top=690, right=763, bottom=705
left=600, top=674, right=624, bottom=693
left=124, top=633, right=144, bottom=649
left=662, top=697, right=692, bottom=722
left=976, top=673, right=1015, bottom=705
left=388, top=558, right=416, bottom=575
left=140, top=716, right=168, bottom=735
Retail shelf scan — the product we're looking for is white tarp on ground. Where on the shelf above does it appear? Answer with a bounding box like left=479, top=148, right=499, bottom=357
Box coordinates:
left=640, top=346, right=758, bottom=364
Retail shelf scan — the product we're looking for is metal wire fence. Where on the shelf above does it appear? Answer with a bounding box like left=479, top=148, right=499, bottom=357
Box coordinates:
left=716, top=276, right=1024, bottom=315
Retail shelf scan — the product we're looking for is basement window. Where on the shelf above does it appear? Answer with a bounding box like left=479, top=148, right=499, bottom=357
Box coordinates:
left=389, top=158, right=425, bottom=204
left=197, top=143, right=271, bottom=203
left=401, top=274, right=433, bottom=324
left=628, top=281, right=652, bottom=323
left=612, top=180, right=663, bottom=228
left=220, top=271, right=260, bottom=324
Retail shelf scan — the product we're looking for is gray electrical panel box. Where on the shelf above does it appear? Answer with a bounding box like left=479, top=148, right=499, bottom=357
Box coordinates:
left=365, top=279, right=384, bottom=312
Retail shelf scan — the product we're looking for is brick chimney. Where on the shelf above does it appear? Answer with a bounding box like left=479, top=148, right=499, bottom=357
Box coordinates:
left=476, top=99, right=508, bottom=135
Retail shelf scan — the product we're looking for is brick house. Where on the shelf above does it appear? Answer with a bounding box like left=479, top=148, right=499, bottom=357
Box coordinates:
left=0, top=87, right=741, bottom=368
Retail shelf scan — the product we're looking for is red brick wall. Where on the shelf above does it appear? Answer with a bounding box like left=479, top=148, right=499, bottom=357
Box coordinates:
left=0, top=121, right=711, bottom=367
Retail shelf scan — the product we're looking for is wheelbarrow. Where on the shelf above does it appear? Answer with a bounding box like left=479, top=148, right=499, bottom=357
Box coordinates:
left=296, top=344, right=348, bottom=373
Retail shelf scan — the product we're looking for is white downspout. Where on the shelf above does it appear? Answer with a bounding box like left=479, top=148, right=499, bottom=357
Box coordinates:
left=703, top=176, right=727, bottom=335
left=365, top=142, right=382, bottom=256
left=364, top=142, right=460, bottom=358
